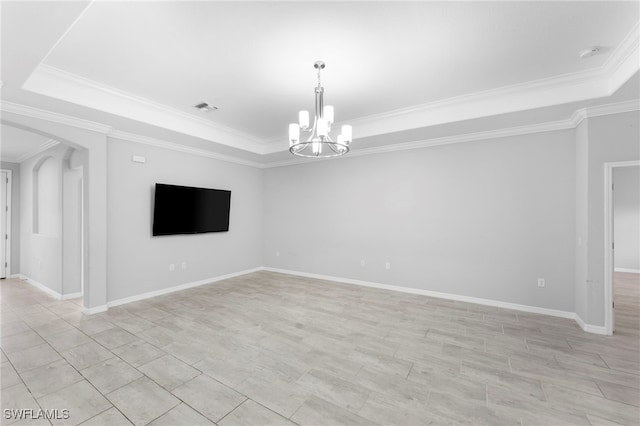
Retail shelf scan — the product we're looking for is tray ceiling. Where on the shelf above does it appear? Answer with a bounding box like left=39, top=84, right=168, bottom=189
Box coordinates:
left=2, top=1, right=639, bottom=164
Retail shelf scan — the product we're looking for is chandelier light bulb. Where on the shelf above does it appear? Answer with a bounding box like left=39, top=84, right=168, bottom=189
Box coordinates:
left=289, top=123, right=300, bottom=146
left=317, top=118, right=328, bottom=137
left=341, top=125, right=352, bottom=143
left=336, top=135, right=346, bottom=152
left=324, top=105, right=334, bottom=124
left=299, top=110, right=309, bottom=129
left=312, top=141, right=322, bottom=155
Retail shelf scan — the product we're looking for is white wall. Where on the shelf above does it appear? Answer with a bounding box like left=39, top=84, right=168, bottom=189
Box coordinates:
left=1, top=161, right=20, bottom=275
left=62, top=149, right=84, bottom=295
left=613, top=166, right=640, bottom=271
left=20, top=145, right=67, bottom=294
left=264, top=130, right=576, bottom=312
left=35, top=157, right=59, bottom=235
left=574, top=120, right=589, bottom=322
left=106, top=138, right=263, bottom=302
left=582, top=111, right=640, bottom=326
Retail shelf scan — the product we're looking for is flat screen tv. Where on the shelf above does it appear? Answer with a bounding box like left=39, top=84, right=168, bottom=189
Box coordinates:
left=152, top=183, right=231, bottom=236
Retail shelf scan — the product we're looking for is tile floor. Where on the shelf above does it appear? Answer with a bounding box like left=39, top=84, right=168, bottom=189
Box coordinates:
left=1, top=271, right=639, bottom=425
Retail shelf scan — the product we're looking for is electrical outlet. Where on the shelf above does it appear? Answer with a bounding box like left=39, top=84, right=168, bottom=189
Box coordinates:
left=169, top=263, right=175, bottom=272
left=360, top=260, right=365, bottom=267
left=537, top=278, right=546, bottom=288
left=181, top=262, right=187, bottom=269
left=385, top=262, right=391, bottom=270
left=276, top=251, right=280, bottom=257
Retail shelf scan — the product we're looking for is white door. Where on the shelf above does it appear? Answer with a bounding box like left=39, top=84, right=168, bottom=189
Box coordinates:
left=1, top=171, right=7, bottom=279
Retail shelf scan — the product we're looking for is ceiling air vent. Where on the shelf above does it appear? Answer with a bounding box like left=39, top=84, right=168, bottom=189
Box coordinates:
left=194, top=102, right=218, bottom=112
left=578, top=47, right=600, bottom=59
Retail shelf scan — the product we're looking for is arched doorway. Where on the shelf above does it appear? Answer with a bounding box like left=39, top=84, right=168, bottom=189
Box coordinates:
left=1, top=115, right=108, bottom=313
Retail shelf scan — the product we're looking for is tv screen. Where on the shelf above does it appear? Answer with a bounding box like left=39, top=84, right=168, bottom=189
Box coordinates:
left=152, top=183, right=231, bottom=236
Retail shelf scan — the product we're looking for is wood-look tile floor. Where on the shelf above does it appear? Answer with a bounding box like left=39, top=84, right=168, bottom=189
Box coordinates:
left=1, top=271, right=639, bottom=425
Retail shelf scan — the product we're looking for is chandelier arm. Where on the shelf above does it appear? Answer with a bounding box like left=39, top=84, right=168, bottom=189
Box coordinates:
left=304, top=120, right=318, bottom=143
left=327, top=143, right=340, bottom=154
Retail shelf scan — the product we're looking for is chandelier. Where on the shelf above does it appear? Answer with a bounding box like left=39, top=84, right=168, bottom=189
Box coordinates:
left=289, top=61, right=352, bottom=157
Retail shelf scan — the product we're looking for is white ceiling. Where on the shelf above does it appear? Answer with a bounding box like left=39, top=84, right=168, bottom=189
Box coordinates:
left=1, top=1, right=639, bottom=165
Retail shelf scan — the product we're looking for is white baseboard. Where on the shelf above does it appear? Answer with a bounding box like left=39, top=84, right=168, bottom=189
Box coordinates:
left=263, top=267, right=613, bottom=335
left=266, top=267, right=614, bottom=335
left=614, top=268, right=640, bottom=274
left=17, top=265, right=613, bottom=336
left=14, top=274, right=62, bottom=300
left=263, top=267, right=576, bottom=319
left=574, top=313, right=608, bottom=335
left=14, top=274, right=83, bottom=302
left=106, top=267, right=263, bottom=309
left=62, top=292, right=82, bottom=300
left=83, top=305, right=108, bottom=315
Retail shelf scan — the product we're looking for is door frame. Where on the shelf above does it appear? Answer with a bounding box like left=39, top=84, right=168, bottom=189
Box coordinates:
left=1, top=169, right=12, bottom=279
left=604, top=160, right=640, bottom=335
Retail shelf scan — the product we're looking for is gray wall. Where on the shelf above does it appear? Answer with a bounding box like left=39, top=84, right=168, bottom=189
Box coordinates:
left=1, top=161, right=20, bottom=275
left=106, top=138, right=263, bottom=302
left=574, top=120, right=589, bottom=322
left=19, top=144, right=68, bottom=293
left=264, top=130, right=577, bottom=312
left=613, top=166, right=640, bottom=271
left=583, top=112, right=640, bottom=325
left=62, top=149, right=84, bottom=294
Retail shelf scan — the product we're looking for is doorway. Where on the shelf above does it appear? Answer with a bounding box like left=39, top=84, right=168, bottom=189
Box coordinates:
left=0, top=170, right=11, bottom=279
left=604, top=161, right=640, bottom=335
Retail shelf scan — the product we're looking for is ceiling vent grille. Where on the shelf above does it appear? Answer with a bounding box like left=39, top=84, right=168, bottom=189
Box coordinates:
left=194, top=102, right=218, bottom=112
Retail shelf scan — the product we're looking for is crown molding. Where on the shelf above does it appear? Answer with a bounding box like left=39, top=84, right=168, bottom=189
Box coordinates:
left=262, top=99, right=640, bottom=168
left=0, top=100, right=263, bottom=167
left=22, top=64, right=266, bottom=154
left=569, top=99, right=640, bottom=128
left=108, top=130, right=262, bottom=168
left=263, top=22, right=639, bottom=154
left=584, top=98, right=640, bottom=120
left=262, top=118, right=577, bottom=169
left=2, top=139, right=61, bottom=164
left=18, top=139, right=60, bottom=162
left=21, top=21, right=639, bottom=158
left=328, top=69, right=610, bottom=146
left=3, top=97, right=638, bottom=169
left=1, top=101, right=113, bottom=134
left=604, top=20, right=640, bottom=94
left=261, top=68, right=609, bottom=155
left=3, top=98, right=637, bottom=169
left=261, top=67, right=608, bottom=152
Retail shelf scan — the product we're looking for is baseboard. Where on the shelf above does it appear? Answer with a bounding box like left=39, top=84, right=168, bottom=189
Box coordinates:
left=14, top=274, right=63, bottom=300
left=263, top=267, right=617, bottom=335
left=83, top=305, right=108, bottom=315
left=614, top=267, right=640, bottom=274
left=574, top=313, right=608, bottom=335
left=265, top=267, right=610, bottom=335
left=62, top=292, right=82, bottom=300
left=14, top=274, right=84, bottom=302
left=263, top=267, right=577, bottom=319
left=106, top=267, right=263, bottom=308
left=16, top=265, right=612, bottom=335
